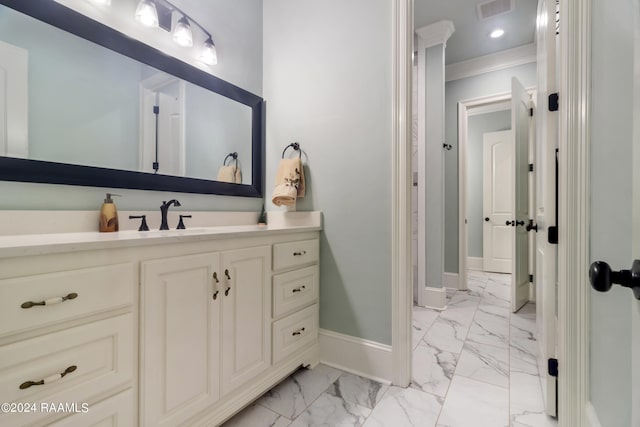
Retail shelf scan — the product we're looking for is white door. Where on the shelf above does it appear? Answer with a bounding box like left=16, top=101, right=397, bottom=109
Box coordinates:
left=586, top=0, right=640, bottom=424
left=482, top=130, right=513, bottom=273
left=139, top=74, right=185, bottom=176
left=0, top=40, right=28, bottom=158
left=535, top=0, right=558, bottom=416
left=511, top=77, right=532, bottom=313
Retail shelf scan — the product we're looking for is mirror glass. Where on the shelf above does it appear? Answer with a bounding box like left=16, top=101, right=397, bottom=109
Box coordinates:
left=0, top=1, right=263, bottom=196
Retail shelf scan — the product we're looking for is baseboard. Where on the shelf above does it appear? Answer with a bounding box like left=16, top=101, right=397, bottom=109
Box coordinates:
left=318, top=329, right=392, bottom=385
left=467, top=257, right=483, bottom=271
left=420, top=286, right=447, bottom=310
left=442, top=272, right=459, bottom=289
left=585, top=402, right=603, bottom=427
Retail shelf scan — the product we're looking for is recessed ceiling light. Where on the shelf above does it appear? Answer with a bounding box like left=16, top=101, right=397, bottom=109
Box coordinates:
left=490, top=28, right=505, bottom=38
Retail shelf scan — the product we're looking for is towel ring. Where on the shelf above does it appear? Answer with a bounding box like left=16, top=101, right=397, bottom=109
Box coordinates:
left=282, top=142, right=301, bottom=159
left=223, top=152, right=238, bottom=166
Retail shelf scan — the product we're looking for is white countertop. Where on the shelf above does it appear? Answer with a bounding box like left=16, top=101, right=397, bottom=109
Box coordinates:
left=0, top=211, right=322, bottom=258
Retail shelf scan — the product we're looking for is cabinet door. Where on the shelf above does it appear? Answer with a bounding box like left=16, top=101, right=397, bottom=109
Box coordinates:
left=140, top=253, right=221, bottom=427
left=220, top=246, right=271, bottom=395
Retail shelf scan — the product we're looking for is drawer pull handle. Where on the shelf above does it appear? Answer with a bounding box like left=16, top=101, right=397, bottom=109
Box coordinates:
left=292, top=327, right=306, bottom=336
left=293, top=251, right=307, bottom=256
left=292, top=285, right=307, bottom=293
left=21, top=293, right=78, bottom=309
left=20, top=365, right=77, bottom=390
left=224, top=269, right=231, bottom=296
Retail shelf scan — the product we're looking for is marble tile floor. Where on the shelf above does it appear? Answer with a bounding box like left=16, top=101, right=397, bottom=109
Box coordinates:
left=222, top=270, right=558, bottom=427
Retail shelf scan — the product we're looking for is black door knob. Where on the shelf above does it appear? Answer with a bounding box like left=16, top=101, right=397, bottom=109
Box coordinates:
left=485, top=217, right=490, bottom=222
left=526, top=220, right=538, bottom=232
left=506, top=220, right=513, bottom=226
left=589, top=259, right=640, bottom=300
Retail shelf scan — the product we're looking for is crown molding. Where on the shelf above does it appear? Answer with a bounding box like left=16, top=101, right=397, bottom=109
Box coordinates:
left=415, top=20, right=455, bottom=49
left=445, top=43, right=536, bottom=82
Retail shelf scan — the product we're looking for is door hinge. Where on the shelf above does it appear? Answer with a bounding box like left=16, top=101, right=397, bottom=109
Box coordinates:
left=153, top=105, right=159, bottom=114
left=548, top=93, right=559, bottom=111
left=529, top=107, right=534, bottom=117
left=529, top=274, right=534, bottom=283
left=528, top=163, right=534, bottom=172
left=548, top=358, right=558, bottom=377
left=548, top=226, right=558, bottom=244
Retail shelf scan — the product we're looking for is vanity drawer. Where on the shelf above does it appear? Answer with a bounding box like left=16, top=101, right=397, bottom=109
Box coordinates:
left=0, top=314, right=134, bottom=426
left=272, top=304, right=318, bottom=364
left=273, top=265, right=318, bottom=319
left=47, top=388, right=135, bottom=427
left=273, top=239, right=319, bottom=271
left=0, top=263, right=135, bottom=337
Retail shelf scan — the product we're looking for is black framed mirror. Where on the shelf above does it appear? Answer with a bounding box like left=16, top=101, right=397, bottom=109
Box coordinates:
left=0, top=0, right=264, bottom=197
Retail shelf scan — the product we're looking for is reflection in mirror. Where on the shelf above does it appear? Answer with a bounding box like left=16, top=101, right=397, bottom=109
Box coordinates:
left=0, top=0, right=263, bottom=197
left=0, top=4, right=252, bottom=184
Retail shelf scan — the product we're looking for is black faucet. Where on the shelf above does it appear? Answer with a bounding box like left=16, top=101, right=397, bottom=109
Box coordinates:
left=159, top=199, right=181, bottom=230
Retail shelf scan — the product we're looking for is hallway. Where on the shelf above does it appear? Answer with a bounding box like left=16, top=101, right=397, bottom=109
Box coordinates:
left=222, top=271, right=557, bottom=426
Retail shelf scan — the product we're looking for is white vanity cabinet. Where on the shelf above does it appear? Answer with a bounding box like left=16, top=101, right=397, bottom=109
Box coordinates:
left=0, top=218, right=321, bottom=427
left=0, top=257, right=137, bottom=427
left=140, top=246, right=271, bottom=427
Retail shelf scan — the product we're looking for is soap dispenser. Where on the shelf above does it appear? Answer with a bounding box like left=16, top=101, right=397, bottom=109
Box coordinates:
left=99, top=193, right=121, bottom=232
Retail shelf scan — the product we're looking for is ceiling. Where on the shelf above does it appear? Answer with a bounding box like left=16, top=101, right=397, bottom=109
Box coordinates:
left=415, top=0, right=538, bottom=64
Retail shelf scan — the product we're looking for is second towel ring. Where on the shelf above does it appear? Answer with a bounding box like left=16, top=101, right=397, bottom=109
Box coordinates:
left=223, top=152, right=238, bottom=166
left=282, top=142, right=301, bottom=159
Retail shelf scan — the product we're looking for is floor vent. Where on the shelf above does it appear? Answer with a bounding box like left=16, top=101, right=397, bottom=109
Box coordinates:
left=477, top=0, right=514, bottom=20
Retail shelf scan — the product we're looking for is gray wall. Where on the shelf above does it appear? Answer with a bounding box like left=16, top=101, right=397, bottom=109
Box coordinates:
left=263, top=0, right=392, bottom=345
left=444, top=62, right=537, bottom=273
left=467, top=110, right=511, bottom=258
left=589, top=0, right=634, bottom=424
left=0, top=0, right=263, bottom=212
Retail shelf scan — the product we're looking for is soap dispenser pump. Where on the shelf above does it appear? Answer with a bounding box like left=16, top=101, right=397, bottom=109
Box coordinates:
left=99, top=193, right=121, bottom=232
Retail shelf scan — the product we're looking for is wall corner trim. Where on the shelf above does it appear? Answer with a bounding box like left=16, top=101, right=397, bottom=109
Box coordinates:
left=319, top=329, right=393, bottom=385
left=416, top=20, right=455, bottom=49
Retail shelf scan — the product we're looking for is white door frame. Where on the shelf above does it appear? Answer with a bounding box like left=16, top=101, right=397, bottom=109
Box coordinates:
left=458, top=91, right=532, bottom=289
left=390, top=0, right=413, bottom=387
left=557, top=0, right=591, bottom=425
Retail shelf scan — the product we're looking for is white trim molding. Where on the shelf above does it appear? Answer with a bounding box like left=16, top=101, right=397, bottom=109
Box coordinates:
left=420, top=286, right=447, bottom=310
left=319, top=329, right=392, bottom=385
left=390, top=0, right=413, bottom=388
left=585, top=402, right=603, bottom=427
left=415, top=20, right=455, bottom=49
left=557, top=0, right=591, bottom=425
left=443, top=272, right=460, bottom=289
left=467, top=257, right=484, bottom=271
left=446, top=43, right=537, bottom=82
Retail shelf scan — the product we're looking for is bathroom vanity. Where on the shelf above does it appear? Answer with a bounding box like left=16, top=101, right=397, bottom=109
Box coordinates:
left=0, top=212, right=321, bottom=426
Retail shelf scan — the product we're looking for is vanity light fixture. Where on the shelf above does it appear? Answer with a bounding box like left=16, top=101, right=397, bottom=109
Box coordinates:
left=172, top=16, right=193, bottom=47
left=135, top=0, right=159, bottom=27
left=490, top=28, right=505, bottom=38
left=133, top=0, right=218, bottom=65
left=200, top=37, right=218, bottom=65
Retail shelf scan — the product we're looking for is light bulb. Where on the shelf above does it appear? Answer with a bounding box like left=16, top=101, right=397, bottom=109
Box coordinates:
left=200, top=38, right=218, bottom=65
left=135, top=0, right=159, bottom=27
left=173, top=16, right=193, bottom=47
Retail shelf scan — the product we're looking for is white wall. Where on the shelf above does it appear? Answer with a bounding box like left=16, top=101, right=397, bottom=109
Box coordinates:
left=589, top=0, right=634, bottom=424
left=444, top=62, right=537, bottom=273
left=263, top=0, right=393, bottom=344
left=0, top=0, right=263, bottom=212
